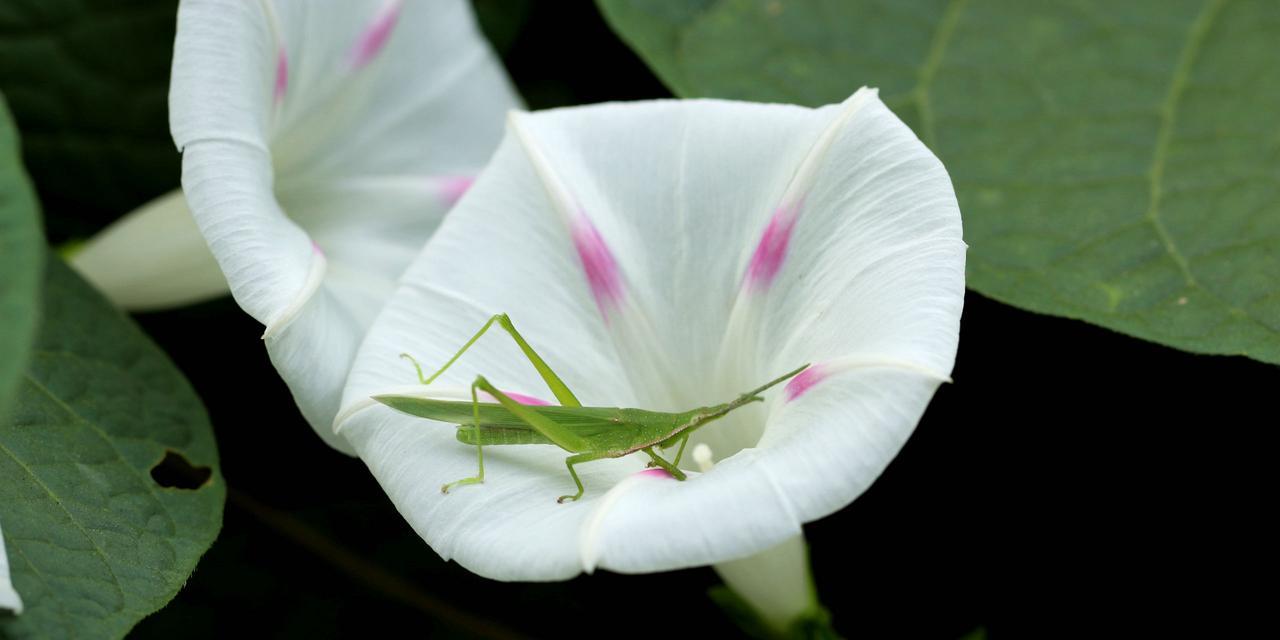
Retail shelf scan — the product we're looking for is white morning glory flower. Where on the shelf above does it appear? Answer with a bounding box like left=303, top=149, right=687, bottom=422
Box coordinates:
left=148, top=0, right=519, bottom=450
left=334, top=88, right=965, bottom=582
left=0, top=519, right=20, bottom=614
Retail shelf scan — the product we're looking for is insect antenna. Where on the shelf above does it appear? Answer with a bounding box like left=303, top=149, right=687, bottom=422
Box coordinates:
left=712, top=363, right=812, bottom=417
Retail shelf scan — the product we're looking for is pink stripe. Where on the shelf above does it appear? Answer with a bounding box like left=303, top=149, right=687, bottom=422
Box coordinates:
left=784, top=363, right=826, bottom=402
left=274, top=49, right=288, bottom=103
left=311, top=239, right=324, bottom=257
left=350, top=0, right=403, bottom=69
left=571, top=215, right=624, bottom=317
left=503, top=391, right=551, bottom=406
left=481, top=390, right=551, bottom=406
left=437, top=175, right=475, bottom=208
left=635, top=468, right=673, bottom=479
left=744, top=201, right=803, bottom=292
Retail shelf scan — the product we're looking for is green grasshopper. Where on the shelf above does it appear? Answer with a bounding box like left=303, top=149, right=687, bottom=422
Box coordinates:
left=374, top=314, right=808, bottom=503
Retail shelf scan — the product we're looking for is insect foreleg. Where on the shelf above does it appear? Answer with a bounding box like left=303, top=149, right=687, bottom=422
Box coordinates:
left=441, top=380, right=487, bottom=494
left=401, top=313, right=504, bottom=385
left=643, top=447, right=687, bottom=481
left=670, top=433, right=691, bottom=467
left=400, top=313, right=582, bottom=408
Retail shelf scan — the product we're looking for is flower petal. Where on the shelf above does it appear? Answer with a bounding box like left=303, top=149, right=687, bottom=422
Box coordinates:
left=69, top=190, right=229, bottom=311
left=170, top=0, right=275, bottom=152
left=170, top=0, right=519, bottom=446
left=0, top=518, right=22, bottom=614
left=338, top=90, right=963, bottom=577
left=177, top=138, right=313, bottom=330
left=713, top=534, right=816, bottom=633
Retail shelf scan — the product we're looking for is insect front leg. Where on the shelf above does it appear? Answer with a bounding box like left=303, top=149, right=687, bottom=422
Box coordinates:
left=671, top=433, right=691, bottom=467
left=642, top=447, right=687, bottom=481
left=442, top=379, right=487, bottom=494
left=558, top=451, right=614, bottom=503
left=652, top=433, right=690, bottom=466
left=400, top=313, right=583, bottom=408
left=401, top=313, right=504, bottom=385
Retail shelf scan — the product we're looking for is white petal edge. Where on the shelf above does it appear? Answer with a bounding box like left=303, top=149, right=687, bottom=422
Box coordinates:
left=179, top=138, right=315, bottom=330
left=0, top=518, right=22, bottom=614
left=69, top=189, right=230, bottom=311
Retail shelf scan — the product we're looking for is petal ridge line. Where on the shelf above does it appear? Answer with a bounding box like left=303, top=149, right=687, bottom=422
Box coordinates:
left=350, top=0, right=405, bottom=69
left=777, top=86, right=877, bottom=211
left=258, top=0, right=287, bottom=104
left=778, top=354, right=953, bottom=404
left=507, top=111, right=626, bottom=315
left=742, top=88, right=878, bottom=293
left=507, top=111, right=577, bottom=226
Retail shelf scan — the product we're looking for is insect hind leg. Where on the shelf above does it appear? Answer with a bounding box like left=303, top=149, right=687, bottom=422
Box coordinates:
left=442, top=379, right=487, bottom=494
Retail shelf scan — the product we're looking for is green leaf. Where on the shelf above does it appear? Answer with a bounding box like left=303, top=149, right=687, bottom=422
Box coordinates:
left=0, top=94, right=41, bottom=422
left=599, top=0, right=1280, bottom=365
left=0, top=258, right=224, bottom=639
left=0, top=0, right=180, bottom=243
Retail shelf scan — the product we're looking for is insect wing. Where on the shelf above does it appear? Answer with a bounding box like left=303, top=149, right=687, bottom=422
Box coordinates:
left=376, top=395, right=673, bottom=446
left=373, top=395, right=524, bottom=426
left=374, top=396, right=640, bottom=432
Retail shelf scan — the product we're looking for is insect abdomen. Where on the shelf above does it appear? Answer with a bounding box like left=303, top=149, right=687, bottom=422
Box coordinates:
left=455, top=425, right=551, bottom=446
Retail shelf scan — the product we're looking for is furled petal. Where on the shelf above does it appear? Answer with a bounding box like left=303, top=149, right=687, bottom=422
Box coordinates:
left=170, top=0, right=519, bottom=449
left=69, top=190, right=229, bottom=310
left=714, top=534, right=816, bottom=633
left=337, top=89, right=964, bottom=578
left=0, top=518, right=21, bottom=614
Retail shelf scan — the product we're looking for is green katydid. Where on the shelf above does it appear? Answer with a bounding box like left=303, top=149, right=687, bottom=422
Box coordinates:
left=373, top=313, right=808, bottom=503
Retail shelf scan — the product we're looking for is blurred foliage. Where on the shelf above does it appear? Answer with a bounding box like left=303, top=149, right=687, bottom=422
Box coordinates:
left=0, top=0, right=179, bottom=244
left=599, top=0, right=1280, bottom=365
left=0, top=94, right=41, bottom=423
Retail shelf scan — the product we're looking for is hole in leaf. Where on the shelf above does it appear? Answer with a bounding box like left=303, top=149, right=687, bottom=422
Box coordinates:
left=150, top=450, right=212, bottom=490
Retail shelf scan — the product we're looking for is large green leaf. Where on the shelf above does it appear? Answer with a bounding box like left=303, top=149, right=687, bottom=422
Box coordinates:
left=599, top=0, right=1280, bottom=365
left=0, top=0, right=179, bottom=243
left=0, top=258, right=223, bottom=639
left=0, top=95, right=40, bottom=421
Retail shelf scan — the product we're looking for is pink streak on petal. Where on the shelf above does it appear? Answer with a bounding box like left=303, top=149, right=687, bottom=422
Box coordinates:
left=635, top=468, right=673, bottom=479
left=480, top=390, right=551, bottom=406
left=784, top=364, right=826, bottom=402
left=437, top=175, right=475, bottom=208
left=350, top=0, right=403, bottom=69
left=274, top=49, right=288, bottom=103
left=504, top=391, right=551, bottom=406
left=311, top=240, right=324, bottom=257
left=571, top=215, right=624, bottom=317
left=744, top=201, right=803, bottom=292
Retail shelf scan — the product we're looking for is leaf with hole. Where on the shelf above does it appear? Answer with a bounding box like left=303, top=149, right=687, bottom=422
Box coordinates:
left=598, top=0, right=1280, bottom=365
left=0, top=258, right=224, bottom=639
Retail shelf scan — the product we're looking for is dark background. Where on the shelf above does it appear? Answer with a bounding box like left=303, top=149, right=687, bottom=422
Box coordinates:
left=5, top=1, right=1274, bottom=638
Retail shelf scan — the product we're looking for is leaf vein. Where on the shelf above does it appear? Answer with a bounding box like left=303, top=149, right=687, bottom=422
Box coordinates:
left=0, top=438, right=127, bottom=616
left=1144, top=0, right=1227, bottom=288
left=912, top=0, right=968, bottom=147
